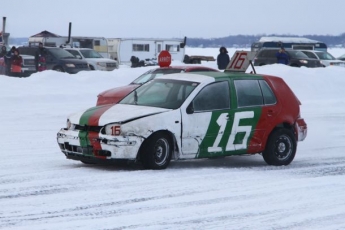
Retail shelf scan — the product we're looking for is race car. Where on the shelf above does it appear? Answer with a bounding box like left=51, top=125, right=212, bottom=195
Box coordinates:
left=96, top=65, right=218, bottom=106
left=57, top=71, right=307, bottom=169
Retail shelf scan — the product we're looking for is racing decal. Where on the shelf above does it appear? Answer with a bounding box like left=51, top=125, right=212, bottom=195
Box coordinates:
left=78, top=104, right=113, bottom=157
left=197, top=109, right=262, bottom=158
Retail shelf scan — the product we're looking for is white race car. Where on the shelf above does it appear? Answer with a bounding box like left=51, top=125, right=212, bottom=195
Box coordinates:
left=57, top=71, right=307, bottom=169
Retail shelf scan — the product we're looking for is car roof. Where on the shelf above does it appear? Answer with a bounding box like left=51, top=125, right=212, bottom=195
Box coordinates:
left=153, top=66, right=218, bottom=72
left=65, top=48, right=92, bottom=50
left=157, top=71, right=275, bottom=83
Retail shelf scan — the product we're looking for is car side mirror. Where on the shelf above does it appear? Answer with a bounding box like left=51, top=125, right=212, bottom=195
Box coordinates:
left=186, top=102, right=194, bottom=114
left=76, top=55, right=82, bottom=59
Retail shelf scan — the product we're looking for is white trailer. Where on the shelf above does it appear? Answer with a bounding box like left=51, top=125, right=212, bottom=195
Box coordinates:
left=29, top=34, right=109, bottom=58
left=107, top=37, right=186, bottom=65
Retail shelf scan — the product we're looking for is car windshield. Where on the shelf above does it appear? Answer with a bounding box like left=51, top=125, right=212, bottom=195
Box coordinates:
left=338, top=54, right=345, bottom=59
left=315, top=52, right=336, bottom=60
left=287, top=51, right=310, bottom=59
left=49, top=48, right=76, bottom=59
left=131, top=68, right=185, bottom=84
left=120, top=78, right=199, bottom=109
left=80, top=49, right=103, bottom=58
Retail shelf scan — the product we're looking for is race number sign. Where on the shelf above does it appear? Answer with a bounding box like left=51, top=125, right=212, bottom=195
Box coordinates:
left=225, top=51, right=256, bottom=72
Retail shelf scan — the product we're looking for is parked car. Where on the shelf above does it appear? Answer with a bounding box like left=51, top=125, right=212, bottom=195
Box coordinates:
left=0, top=54, right=36, bottom=77
left=17, top=46, right=90, bottom=74
left=337, top=54, right=345, bottom=61
left=57, top=71, right=307, bottom=169
left=96, top=65, right=219, bottom=106
left=20, top=55, right=36, bottom=77
left=300, top=50, right=345, bottom=67
left=253, top=48, right=323, bottom=68
left=65, top=48, right=118, bottom=71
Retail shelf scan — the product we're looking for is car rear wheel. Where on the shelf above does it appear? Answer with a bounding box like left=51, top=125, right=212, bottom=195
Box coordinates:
left=140, top=133, right=172, bottom=170
left=263, top=128, right=296, bottom=166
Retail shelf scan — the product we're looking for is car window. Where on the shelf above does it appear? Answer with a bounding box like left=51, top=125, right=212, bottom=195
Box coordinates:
left=193, top=81, right=230, bottom=112
left=120, top=79, right=199, bottom=109
left=80, top=49, right=103, bottom=58
left=48, top=48, right=76, bottom=59
left=259, top=80, right=277, bottom=105
left=287, top=51, right=309, bottom=59
left=132, top=68, right=184, bottom=84
left=235, top=80, right=263, bottom=107
left=66, top=50, right=81, bottom=58
left=302, top=51, right=317, bottom=59
left=315, top=52, right=335, bottom=60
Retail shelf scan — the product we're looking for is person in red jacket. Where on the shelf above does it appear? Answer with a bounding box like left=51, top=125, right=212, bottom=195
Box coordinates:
left=10, top=49, right=23, bottom=77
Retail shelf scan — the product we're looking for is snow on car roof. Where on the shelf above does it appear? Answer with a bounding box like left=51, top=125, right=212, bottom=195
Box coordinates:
left=259, top=36, right=321, bottom=43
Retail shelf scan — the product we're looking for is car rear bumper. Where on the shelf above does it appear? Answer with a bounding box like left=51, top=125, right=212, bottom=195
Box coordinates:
left=295, top=118, right=307, bottom=141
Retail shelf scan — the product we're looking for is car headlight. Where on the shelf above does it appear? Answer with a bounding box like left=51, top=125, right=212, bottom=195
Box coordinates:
left=97, top=62, right=107, bottom=67
left=105, top=123, right=122, bottom=136
left=65, top=63, right=76, bottom=68
left=299, top=60, right=308, bottom=64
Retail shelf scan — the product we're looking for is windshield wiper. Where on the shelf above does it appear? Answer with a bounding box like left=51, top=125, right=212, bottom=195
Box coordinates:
left=134, top=90, right=138, bottom=105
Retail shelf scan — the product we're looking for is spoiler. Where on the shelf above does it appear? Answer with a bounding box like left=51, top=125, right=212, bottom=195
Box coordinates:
left=225, top=51, right=257, bottom=74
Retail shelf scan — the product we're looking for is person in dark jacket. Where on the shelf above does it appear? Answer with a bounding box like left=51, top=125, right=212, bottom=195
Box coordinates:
left=35, top=42, right=46, bottom=71
left=217, top=46, right=230, bottom=70
left=0, top=45, right=7, bottom=57
left=4, top=46, right=16, bottom=75
left=276, top=47, right=289, bottom=65
left=10, top=49, right=23, bottom=77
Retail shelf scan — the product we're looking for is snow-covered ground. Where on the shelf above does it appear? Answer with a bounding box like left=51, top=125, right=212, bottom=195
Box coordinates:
left=1, top=48, right=345, bottom=230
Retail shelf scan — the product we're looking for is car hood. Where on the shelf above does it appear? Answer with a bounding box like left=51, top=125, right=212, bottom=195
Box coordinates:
left=83, top=58, right=117, bottom=63
left=60, top=58, right=89, bottom=64
left=69, top=104, right=171, bottom=126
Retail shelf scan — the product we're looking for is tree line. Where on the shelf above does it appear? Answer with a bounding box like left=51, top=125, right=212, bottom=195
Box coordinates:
left=9, top=33, right=345, bottom=48
left=185, top=34, right=345, bottom=48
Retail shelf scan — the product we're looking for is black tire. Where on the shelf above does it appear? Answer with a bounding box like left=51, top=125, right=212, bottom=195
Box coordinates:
left=140, top=133, right=172, bottom=170
left=263, top=128, right=296, bottom=166
left=89, top=65, right=95, bottom=70
left=54, top=66, right=64, bottom=72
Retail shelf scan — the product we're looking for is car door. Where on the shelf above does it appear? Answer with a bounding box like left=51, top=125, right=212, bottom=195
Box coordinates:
left=181, top=80, right=234, bottom=158
left=233, top=79, right=279, bottom=153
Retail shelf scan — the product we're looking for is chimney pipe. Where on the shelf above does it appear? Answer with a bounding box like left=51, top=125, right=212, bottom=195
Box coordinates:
left=66, top=22, right=72, bottom=45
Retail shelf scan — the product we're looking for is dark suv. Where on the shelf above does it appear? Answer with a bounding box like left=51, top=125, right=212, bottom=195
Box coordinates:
left=254, top=48, right=323, bottom=68
left=17, top=46, right=90, bottom=74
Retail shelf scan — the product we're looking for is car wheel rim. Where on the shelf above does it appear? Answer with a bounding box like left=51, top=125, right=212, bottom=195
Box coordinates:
left=154, top=138, right=169, bottom=166
left=274, top=134, right=292, bottom=161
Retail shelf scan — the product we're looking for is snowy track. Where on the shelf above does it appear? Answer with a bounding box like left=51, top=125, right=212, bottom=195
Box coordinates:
left=1, top=51, right=345, bottom=229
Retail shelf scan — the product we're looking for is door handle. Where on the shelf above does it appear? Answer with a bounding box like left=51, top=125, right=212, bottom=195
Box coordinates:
left=267, top=109, right=275, bottom=116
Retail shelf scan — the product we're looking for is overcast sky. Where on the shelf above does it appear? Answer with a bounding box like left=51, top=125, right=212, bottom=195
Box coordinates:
left=2, top=0, right=344, bottom=39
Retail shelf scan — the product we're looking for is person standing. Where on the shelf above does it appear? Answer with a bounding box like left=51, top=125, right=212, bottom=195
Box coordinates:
left=0, top=46, right=7, bottom=75
left=276, top=47, right=289, bottom=65
left=4, top=46, right=16, bottom=75
left=35, top=42, right=47, bottom=72
left=10, top=49, right=23, bottom=77
left=0, top=46, right=7, bottom=57
left=217, top=46, right=230, bottom=70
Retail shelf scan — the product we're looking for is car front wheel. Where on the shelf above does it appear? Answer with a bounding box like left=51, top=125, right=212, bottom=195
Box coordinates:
left=263, top=128, right=296, bottom=166
left=54, top=66, right=64, bottom=72
left=140, top=133, right=172, bottom=170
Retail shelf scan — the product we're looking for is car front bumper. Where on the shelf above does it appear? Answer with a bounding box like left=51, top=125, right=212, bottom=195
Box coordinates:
left=57, top=128, right=143, bottom=161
